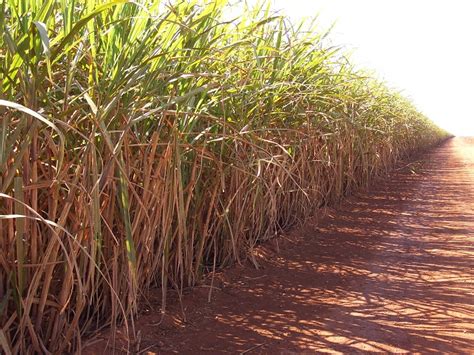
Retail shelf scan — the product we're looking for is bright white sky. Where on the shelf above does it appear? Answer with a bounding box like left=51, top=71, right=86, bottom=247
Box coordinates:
left=253, top=0, right=474, bottom=136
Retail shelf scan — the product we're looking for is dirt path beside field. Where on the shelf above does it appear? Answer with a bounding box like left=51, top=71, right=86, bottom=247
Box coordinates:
left=88, top=137, right=474, bottom=354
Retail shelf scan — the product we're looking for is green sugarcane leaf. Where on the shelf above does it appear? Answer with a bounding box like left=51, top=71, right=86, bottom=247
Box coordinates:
left=0, top=99, right=64, bottom=175
left=33, top=21, right=50, bottom=57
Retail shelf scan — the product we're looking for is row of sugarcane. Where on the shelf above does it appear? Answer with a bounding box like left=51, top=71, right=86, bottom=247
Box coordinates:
left=0, top=0, right=450, bottom=353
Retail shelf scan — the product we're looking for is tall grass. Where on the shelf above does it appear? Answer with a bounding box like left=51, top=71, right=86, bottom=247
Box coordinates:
left=0, top=0, right=449, bottom=353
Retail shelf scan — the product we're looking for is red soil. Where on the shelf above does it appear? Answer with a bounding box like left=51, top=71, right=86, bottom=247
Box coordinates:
left=85, top=137, right=474, bottom=354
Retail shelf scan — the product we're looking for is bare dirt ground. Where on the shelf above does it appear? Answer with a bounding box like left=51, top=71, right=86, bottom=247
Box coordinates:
left=86, top=137, right=474, bottom=354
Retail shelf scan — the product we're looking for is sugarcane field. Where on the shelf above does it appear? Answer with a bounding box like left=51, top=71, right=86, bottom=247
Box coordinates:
left=0, top=0, right=473, bottom=354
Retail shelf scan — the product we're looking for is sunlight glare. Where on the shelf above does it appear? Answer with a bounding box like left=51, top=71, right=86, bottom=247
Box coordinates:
left=257, top=0, right=474, bottom=136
